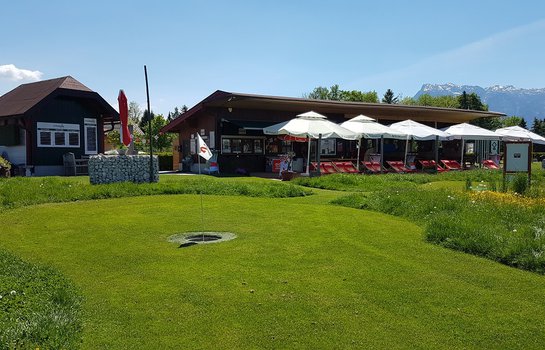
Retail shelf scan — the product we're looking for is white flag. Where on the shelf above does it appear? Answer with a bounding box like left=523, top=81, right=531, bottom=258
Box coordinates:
left=197, top=133, right=212, bottom=160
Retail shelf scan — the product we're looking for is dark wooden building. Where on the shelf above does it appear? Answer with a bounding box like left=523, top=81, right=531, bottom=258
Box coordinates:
left=0, top=76, right=118, bottom=176
left=161, top=90, right=505, bottom=173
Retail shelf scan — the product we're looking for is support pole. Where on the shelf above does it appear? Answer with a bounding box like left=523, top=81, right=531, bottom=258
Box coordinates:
left=306, top=135, right=311, bottom=175
left=460, top=138, right=465, bottom=169
left=356, top=137, right=362, bottom=171
left=316, top=134, right=322, bottom=175
left=144, top=65, right=154, bottom=183
left=403, top=136, right=409, bottom=166
left=435, top=135, right=439, bottom=169
left=380, top=136, right=384, bottom=174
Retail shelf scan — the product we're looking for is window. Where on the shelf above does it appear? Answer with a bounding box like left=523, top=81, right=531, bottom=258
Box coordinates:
left=84, top=118, right=98, bottom=154
left=221, top=136, right=265, bottom=155
left=68, top=132, right=79, bottom=146
left=54, top=132, right=65, bottom=146
left=37, top=122, right=79, bottom=148
left=40, top=131, right=52, bottom=145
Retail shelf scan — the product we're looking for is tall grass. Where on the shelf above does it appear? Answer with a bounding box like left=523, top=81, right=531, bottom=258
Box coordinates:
left=293, top=169, right=503, bottom=192
left=332, top=188, right=545, bottom=274
left=0, top=249, right=83, bottom=349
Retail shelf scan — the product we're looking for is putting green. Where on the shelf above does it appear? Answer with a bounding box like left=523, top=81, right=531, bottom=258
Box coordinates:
left=1, top=194, right=545, bottom=349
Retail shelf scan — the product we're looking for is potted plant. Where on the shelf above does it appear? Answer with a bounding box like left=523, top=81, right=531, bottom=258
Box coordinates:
left=0, top=156, right=11, bottom=178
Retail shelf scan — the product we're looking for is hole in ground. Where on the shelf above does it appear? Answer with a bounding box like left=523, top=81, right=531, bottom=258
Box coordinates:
left=168, top=232, right=237, bottom=248
left=186, top=234, right=222, bottom=242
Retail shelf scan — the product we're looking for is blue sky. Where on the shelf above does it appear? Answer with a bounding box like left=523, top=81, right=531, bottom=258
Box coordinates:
left=1, top=0, right=545, bottom=115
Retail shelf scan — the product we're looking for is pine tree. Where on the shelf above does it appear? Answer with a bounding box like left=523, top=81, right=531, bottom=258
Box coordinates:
left=532, top=117, right=545, bottom=136
left=382, top=89, right=399, bottom=104
left=458, top=91, right=469, bottom=109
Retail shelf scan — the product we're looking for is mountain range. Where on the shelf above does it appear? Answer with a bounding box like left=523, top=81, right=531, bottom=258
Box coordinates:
left=414, top=83, right=545, bottom=124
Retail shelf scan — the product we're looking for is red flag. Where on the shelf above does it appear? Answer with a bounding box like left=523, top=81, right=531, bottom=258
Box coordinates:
left=118, top=90, right=132, bottom=146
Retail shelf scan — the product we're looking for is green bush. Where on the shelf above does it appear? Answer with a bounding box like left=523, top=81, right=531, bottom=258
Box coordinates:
left=0, top=249, right=83, bottom=349
left=0, top=156, right=11, bottom=178
left=157, top=152, right=173, bottom=171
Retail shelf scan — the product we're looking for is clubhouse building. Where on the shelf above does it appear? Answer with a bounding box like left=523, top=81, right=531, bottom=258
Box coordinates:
left=161, top=90, right=505, bottom=174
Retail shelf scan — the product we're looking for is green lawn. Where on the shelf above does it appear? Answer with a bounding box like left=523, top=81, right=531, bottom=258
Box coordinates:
left=2, top=192, right=545, bottom=348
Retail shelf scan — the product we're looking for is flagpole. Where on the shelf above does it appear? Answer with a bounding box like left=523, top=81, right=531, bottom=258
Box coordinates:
left=196, top=133, right=207, bottom=242
left=144, top=65, right=153, bottom=183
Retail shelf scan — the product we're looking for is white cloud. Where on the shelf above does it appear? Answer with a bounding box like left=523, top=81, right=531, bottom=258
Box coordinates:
left=0, top=64, right=43, bottom=82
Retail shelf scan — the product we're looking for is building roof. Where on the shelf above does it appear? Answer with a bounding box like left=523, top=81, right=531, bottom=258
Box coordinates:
left=161, top=90, right=506, bottom=133
left=0, top=76, right=118, bottom=121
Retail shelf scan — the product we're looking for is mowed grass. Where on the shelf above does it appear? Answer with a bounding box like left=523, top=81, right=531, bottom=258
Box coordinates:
left=2, top=195, right=545, bottom=348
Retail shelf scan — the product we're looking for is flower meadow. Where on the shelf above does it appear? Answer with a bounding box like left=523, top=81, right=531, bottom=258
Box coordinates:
left=332, top=186, right=545, bottom=274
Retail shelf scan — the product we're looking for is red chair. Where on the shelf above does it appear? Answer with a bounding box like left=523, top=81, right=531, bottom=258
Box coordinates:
left=321, top=162, right=338, bottom=174
left=440, top=159, right=463, bottom=171
left=333, top=161, right=359, bottom=173
left=362, top=161, right=382, bottom=173
left=418, top=160, right=447, bottom=172
left=386, top=160, right=413, bottom=173
left=310, top=161, right=337, bottom=174
left=482, top=160, right=500, bottom=170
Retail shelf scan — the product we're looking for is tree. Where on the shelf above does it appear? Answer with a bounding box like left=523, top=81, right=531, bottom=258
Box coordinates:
left=459, top=91, right=469, bottom=110
left=339, top=90, right=379, bottom=103
left=459, top=92, right=501, bottom=130
left=139, top=113, right=175, bottom=152
left=167, top=105, right=189, bottom=121
left=456, top=91, right=488, bottom=111
left=531, top=117, right=545, bottom=136
left=382, top=89, right=399, bottom=104
left=304, top=85, right=378, bottom=102
left=471, top=117, right=502, bottom=130
left=139, top=109, right=154, bottom=130
left=501, top=116, right=526, bottom=127
left=128, top=101, right=142, bottom=125
left=415, top=94, right=436, bottom=106
left=304, top=85, right=340, bottom=100
left=399, top=96, right=417, bottom=105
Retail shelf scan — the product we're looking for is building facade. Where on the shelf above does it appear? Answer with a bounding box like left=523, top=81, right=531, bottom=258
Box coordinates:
left=161, top=90, right=505, bottom=174
left=0, top=76, right=119, bottom=176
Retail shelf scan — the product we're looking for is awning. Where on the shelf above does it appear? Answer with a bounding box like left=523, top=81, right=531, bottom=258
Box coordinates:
left=224, top=119, right=274, bottom=130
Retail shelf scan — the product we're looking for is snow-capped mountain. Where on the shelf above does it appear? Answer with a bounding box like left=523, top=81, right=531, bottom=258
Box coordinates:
left=414, top=83, right=545, bottom=123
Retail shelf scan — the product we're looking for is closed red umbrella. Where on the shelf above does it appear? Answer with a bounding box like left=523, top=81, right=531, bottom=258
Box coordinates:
left=118, top=89, right=132, bottom=146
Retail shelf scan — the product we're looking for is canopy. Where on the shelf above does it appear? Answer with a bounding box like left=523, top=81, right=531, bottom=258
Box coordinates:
left=263, top=111, right=359, bottom=140
left=263, top=111, right=359, bottom=175
left=442, top=123, right=501, bottom=140
left=389, top=119, right=450, bottom=140
left=341, top=115, right=408, bottom=140
left=495, top=126, right=545, bottom=145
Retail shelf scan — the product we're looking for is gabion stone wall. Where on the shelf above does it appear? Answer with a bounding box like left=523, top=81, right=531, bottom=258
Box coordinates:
left=89, top=155, right=159, bottom=184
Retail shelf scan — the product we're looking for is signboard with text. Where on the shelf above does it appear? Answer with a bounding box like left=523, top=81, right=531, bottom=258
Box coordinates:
left=504, top=142, right=531, bottom=185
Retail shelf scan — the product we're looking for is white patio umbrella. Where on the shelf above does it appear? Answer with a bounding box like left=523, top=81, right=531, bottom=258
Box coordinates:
left=442, top=123, right=502, bottom=165
left=263, top=111, right=359, bottom=175
left=341, top=115, right=408, bottom=170
left=389, top=119, right=450, bottom=165
left=389, top=119, right=451, bottom=140
left=495, top=125, right=545, bottom=145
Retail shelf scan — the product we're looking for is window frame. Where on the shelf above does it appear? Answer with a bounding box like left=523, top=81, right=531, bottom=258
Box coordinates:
left=36, top=122, right=80, bottom=148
